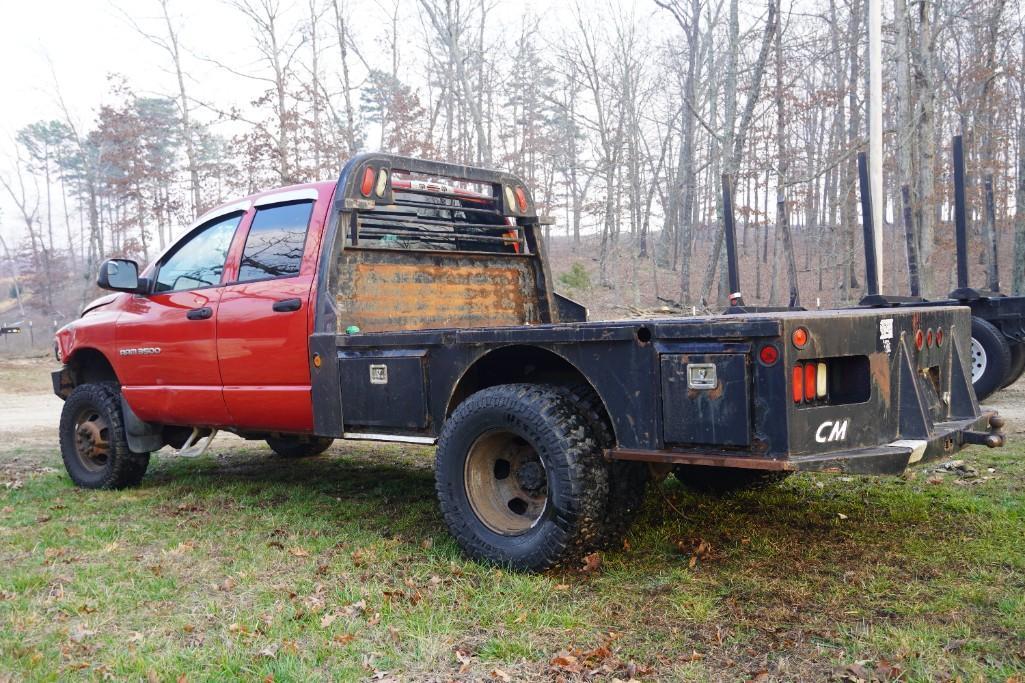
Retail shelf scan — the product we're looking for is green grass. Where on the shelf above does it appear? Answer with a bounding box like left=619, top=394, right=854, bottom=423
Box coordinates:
left=2, top=440, right=1024, bottom=681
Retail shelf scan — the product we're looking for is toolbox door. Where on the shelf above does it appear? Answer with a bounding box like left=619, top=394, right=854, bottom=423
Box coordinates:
left=339, top=350, right=430, bottom=430
left=660, top=353, right=751, bottom=447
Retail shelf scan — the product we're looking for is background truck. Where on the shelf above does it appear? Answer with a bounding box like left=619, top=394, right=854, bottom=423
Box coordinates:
left=53, top=154, right=1005, bottom=571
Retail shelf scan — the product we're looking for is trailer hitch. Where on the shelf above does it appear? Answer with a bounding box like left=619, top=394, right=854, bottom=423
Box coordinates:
left=962, top=412, right=1006, bottom=448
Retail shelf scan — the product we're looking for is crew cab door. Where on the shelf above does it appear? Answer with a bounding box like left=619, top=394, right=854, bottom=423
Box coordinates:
left=216, top=192, right=324, bottom=432
left=117, top=211, right=246, bottom=427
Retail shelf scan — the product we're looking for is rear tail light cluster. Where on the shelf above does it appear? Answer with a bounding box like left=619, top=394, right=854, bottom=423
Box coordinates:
left=359, top=166, right=390, bottom=198
left=792, top=360, right=829, bottom=404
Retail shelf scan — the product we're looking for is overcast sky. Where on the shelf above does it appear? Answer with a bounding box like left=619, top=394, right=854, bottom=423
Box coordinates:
left=0, top=0, right=674, bottom=248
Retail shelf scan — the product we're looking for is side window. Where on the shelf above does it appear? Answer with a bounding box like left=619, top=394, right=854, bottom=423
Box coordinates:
left=154, top=213, right=242, bottom=293
left=237, top=201, right=314, bottom=282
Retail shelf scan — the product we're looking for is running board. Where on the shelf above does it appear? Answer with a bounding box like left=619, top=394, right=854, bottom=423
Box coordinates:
left=343, top=432, right=436, bottom=445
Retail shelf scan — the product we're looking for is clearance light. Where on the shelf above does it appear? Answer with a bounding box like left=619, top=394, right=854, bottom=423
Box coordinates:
left=792, top=327, right=809, bottom=349
left=360, top=167, right=375, bottom=196
left=936, top=328, right=944, bottom=346
left=759, top=344, right=779, bottom=366
left=816, top=362, right=828, bottom=398
left=514, top=186, right=528, bottom=213
left=926, top=329, right=934, bottom=348
left=915, top=329, right=924, bottom=350
left=375, top=169, right=389, bottom=197
left=792, top=366, right=803, bottom=403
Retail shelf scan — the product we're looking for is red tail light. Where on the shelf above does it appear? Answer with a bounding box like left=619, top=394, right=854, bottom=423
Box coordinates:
left=360, top=167, right=375, bottom=196
left=804, top=362, right=816, bottom=401
left=792, top=365, right=803, bottom=403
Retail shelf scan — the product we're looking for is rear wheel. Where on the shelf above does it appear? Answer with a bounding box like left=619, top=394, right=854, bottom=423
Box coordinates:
left=673, top=466, right=791, bottom=495
left=970, top=317, right=1011, bottom=401
left=1001, top=342, right=1025, bottom=389
left=435, top=384, right=608, bottom=571
left=266, top=436, right=334, bottom=458
left=59, top=383, right=150, bottom=489
left=553, top=384, right=647, bottom=550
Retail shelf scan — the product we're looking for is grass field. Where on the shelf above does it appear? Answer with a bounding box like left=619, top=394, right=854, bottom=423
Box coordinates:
left=1, top=366, right=1024, bottom=681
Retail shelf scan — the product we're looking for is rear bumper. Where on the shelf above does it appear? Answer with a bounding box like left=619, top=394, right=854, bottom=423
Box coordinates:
left=608, top=411, right=1005, bottom=476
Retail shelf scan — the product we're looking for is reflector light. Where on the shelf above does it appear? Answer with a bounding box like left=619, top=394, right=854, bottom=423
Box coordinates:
left=792, top=327, right=809, bottom=349
left=816, top=362, right=827, bottom=398
left=915, top=329, right=924, bottom=350
left=375, top=169, right=388, bottom=196
left=759, top=344, right=779, bottom=365
left=926, top=329, right=934, bottom=348
left=936, top=328, right=944, bottom=346
left=514, top=186, right=528, bottom=213
left=792, top=365, right=803, bottom=403
left=804, top=363, right=816, bottom=401
left=360, top=167, right=375, bottom=196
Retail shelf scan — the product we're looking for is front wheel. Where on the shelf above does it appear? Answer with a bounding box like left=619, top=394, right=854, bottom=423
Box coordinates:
left=59, top=383, right=150, bottom=489
left=434, top=384, right=608, bottom=572
left=970, top=317, right=1011, bottom=401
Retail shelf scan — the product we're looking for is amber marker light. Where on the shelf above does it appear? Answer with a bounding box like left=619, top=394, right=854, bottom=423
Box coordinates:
left=792, top=327, right=809, bottom=349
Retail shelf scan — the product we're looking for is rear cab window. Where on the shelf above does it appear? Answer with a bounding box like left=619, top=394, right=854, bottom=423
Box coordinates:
left=237, top=201, right=315, bottom=283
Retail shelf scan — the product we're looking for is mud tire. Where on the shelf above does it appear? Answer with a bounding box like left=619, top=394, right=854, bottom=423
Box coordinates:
left=552, top=384, right=647, bottom=550
left=435, top=384, right=608, bottom=572
left=59, top=382, right=150, bottom=489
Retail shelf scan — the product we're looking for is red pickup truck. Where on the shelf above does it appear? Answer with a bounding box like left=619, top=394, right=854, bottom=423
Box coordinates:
left=52, top=154, right=1004, bottom=571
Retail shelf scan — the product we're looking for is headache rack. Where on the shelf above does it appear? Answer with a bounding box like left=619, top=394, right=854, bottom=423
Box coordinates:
left=334, top=154, right=541, bottom=255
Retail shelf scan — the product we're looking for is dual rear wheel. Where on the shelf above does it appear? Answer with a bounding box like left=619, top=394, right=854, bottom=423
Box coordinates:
left=434, top=384, right=648, bottom=572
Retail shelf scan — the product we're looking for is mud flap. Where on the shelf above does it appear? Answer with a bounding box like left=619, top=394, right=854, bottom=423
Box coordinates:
left=120, top=397, right=164, bottom=454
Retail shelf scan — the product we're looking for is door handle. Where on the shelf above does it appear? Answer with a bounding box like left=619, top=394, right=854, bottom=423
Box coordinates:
left=186, top=306, right=213, bottom=320
left=272, top=298, right=302, bottom=313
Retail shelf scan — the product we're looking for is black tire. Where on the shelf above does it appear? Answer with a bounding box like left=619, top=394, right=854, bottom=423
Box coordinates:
left=58, top=382, right=150, bottom=490
left=553, top=384, right=647, bottom=550
left=673, top=466, right=791, bottom=495
left=266, top=436, right=334, bottom=458
left=435, top=384, right=608, bottom=572
left=1001, top=342, right=1025, bottom=389
left=970, top=316, right=1011, bottom=402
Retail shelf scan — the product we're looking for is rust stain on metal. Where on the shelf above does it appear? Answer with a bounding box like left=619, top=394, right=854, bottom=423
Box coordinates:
left=868, top=350, right=891, bottom=409
left=608, top=448, right=794, bottom=471
left=336, top=252, right=541, bottom=332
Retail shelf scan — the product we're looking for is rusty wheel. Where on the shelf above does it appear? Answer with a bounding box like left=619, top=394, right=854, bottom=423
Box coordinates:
left=463, top=430, right=548, bottom=535
left=72, top=409, right=111, bottom=472
left=435, top=384, right=608, bottom=572
left=59, top=383, right=150, bottom=490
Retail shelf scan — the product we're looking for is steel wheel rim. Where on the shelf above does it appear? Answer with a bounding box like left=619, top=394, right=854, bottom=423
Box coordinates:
left=73, top=407, right=110, bottom=472
left=971, top=337, right=987, bottom=384
left=463, top=430, right=548, bottom=536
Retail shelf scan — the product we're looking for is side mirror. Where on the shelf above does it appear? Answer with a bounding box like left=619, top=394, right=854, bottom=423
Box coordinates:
left=97, top=258, right=143, bottom=293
